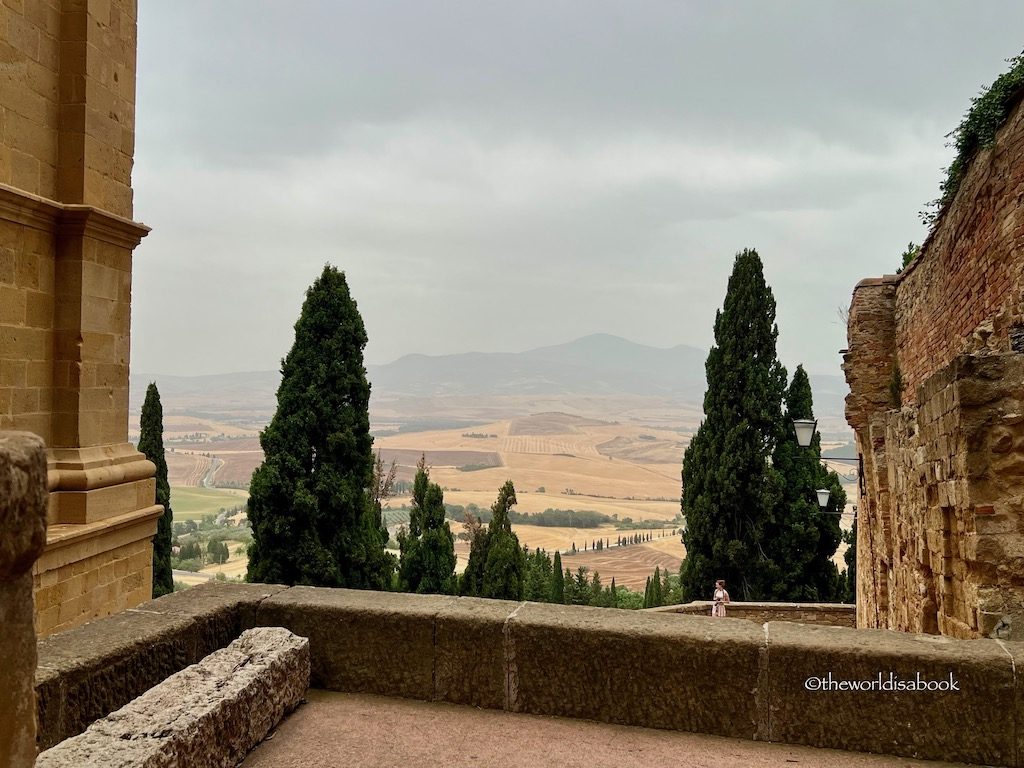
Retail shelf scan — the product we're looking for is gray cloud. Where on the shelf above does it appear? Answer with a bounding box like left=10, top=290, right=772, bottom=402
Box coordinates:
left=131, top=1, right=1024, bottom=378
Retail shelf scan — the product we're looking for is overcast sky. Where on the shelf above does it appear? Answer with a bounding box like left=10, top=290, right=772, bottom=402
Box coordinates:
left=131, top=2, right=1024, bottom=377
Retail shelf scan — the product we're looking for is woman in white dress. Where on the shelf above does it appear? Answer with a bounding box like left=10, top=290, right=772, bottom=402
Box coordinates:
left=711, top=579, right=730, bottom=617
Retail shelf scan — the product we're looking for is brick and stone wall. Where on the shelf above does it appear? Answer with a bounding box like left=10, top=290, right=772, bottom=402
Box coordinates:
left=1, top=0, right=158, bottom=636
left=844, top=94, right=1024, bottom=638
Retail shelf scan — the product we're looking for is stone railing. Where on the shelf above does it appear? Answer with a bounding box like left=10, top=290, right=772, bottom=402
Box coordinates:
left=652, top=600, right=856, bottom=627
left=33, top=581, right=1024, bottom=767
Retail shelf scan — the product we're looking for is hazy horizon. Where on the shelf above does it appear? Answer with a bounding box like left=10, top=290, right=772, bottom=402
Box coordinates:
left=131, top=2, right=1024, bottom=377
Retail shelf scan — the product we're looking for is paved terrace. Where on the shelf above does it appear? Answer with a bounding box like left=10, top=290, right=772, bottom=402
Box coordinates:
left=243, top=690, right=974, bottom=768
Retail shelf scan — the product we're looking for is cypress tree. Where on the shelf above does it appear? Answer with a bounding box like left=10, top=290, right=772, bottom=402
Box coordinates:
left=766, top=365, right=845, bottom=600
left=842, top=520, right=857, bottom=603
left=247, top=265, right=393, bottom=588
left=138, top=383, right=173, bottom=598
left=680, top=248, right=788, bottom=601
left=610, top=576, right=617, bottom=608
left=481, top=480, right=526, bottom=600
left=398, top=458, right=456, bottom=594
left=551, top=551, right=565, bottom=603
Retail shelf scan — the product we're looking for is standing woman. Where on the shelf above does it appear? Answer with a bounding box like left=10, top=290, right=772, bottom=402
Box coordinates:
left=711, top=579, right=730, bottom=617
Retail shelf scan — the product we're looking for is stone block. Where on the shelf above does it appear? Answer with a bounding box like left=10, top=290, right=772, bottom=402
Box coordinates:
left=0, top=431, right=48, bottom=579
left=765, top=621, right=1014, bottom=765
left=255, top=586, right=456, bottom=699
left=35, top=627, right=309, bottom=768
left=507, top=603, right=766, bottom=739
left=35, top=607, right=199, bottom=748
left=434, top=597, right=517, bottom=709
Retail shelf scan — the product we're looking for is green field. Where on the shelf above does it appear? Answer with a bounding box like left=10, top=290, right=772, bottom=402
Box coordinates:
left=170, top=486, right=249, bottom=520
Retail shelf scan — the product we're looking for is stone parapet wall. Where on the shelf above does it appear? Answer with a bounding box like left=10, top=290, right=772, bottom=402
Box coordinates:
left=34, top=582, right=1024, bottom=767
left=845, top=94, right=1024, bottom=638
left=655, top=600, right=856, bottom=627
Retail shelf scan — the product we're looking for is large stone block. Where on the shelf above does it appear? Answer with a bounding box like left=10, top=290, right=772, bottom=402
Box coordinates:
left=506, top=603, right=766, bottom=739
left=0, top=431, right=48, bottom=579
left=434, top=597, right=517, bottom=709
left=256, top=586, right=456, bottom=699
left=765, top=621, right=1015, bottom=765
left=35, top=627, right=309, bottom=768
left=34, top=608, right=197, bottom=748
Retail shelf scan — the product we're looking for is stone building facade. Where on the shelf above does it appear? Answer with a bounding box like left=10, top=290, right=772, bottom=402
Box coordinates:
left=844, top=95, right=1024, bottom=638
left=0, top=0, right=159, bottom=636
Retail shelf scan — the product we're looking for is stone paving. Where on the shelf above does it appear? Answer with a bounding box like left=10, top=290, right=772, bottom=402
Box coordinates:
left=241, top=690, right=977, bottom=768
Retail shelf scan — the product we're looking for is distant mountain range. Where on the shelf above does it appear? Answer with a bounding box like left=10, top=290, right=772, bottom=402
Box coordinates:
left=367, top=333, right=709, bottom=397
left=130, top=333, right=850, bottom=436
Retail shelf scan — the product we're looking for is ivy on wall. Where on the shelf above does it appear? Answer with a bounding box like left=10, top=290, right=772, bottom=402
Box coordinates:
left=923, top=51, right=1024, bottom=227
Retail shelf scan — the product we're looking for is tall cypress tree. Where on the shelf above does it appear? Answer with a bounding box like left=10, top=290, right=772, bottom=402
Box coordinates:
left=680, top=248, right=788, bottom=601
left=765, top=366, right=845, bottom=600
left=139, top=383, right=173, bottom=598
left=398, top=458, right=456, bottom=594
left=551, top=551, right=565, bottom=603
left=481, top=480, right=526, bottom=600
left=247, top=265, right=393, bottom=589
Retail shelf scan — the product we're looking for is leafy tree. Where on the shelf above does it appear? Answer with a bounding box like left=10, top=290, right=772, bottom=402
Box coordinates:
left=762, top=365, right=845, bottom=601
left=680, top=249, right=788, bottom=601
left=398, top=457, right=457, bottom=594
left=207, top=539, right=229, bottom=565
left=551, top=551, right=565, bottom=603
left=139, top=383, right=173, bottom=598
left=247, top=265, right=394, bottom=588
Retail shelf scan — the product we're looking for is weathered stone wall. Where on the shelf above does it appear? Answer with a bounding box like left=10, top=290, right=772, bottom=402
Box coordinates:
left=0, top=432, right=49, bottom=768
left=1, top=0, right=158, bottom=636
left=659, top=600, right=856, bottom=627
left=845, top=95, right=1024, bottom=638
left=34, top=582, right=1024, bottom=767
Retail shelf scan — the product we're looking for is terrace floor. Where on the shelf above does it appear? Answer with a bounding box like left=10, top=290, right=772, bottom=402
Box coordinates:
left=241, top=690, right=975, bottom=768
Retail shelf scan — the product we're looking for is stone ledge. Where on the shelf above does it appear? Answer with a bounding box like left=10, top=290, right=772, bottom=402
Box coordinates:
left=35, top=627, right=309, bottom=768
left=34, top=580, right=287, bottom=749
left=255, top=586, right=458, bottom=699
left=654, top=601, right=857, bottom=627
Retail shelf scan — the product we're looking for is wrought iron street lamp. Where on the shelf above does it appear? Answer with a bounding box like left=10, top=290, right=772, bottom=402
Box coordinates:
left=792, top=418, right=861, bottom=519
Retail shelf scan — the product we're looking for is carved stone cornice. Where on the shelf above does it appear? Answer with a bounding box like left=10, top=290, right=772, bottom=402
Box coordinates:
left=0, top=183, right=150, bottom=249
